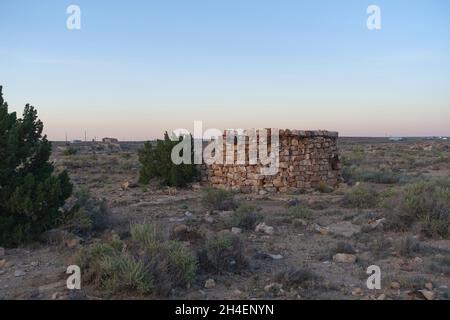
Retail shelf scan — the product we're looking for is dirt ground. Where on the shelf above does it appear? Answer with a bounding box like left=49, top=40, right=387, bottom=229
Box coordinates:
left=1, top=137, right=449, bottom=300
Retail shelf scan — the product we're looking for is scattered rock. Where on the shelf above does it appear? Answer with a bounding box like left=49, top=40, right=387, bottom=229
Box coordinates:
left=65, top=237, right=80, bottom=249
left=333, top=253, right=357, bottom=264
left=218, top=211, right=233, bottom=218
left=328, top=221, right=361, bottom=238
left=204, top=215, right=214, bottom=223
left=0, top=259, right=6, bottom=268
left=204, top=279, right=216, bottom=289
left=0, top=247, right=4, bottom=259
left=293, top=218, right=307, bottom=227
left=352, top=287, right=362, bottom=296
left=198, top=290, right=206, bottom=296
left=390, top=282, right=401, bottom=290
left=51, top=292, right=62, bottom=300
left=377, top=293, right=386, bottom=300
left=313, top=223, right=329, bottom=235
left=264, top=282, right=283, bottom=293
left=231, top=227, right=242, bottom=234
left=14, top=270, right=26, bottom=277
left=255, top=223, right=274, bottom=235
left=425, top=283, right=433, bottom=291
left=268, top=254, right=283, bottom=260
left=184, top=211, right=193, bottom=218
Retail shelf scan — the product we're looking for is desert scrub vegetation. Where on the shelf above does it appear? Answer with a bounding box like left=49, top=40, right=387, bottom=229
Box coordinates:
left=76, top=222, right=197, bottom=297
left=385, top=178, right=450, bottom=238
left=198, top=232, right=247, bottom=273
left=201, top=187, right=238, bottom=211
left=138, top=132, right=197, bottom=187
left=228, top=203, right=262, bottom=230
left=0, top=86, right=73, bottom=246
left=273, top=267, right=323, bottom=291
left=342, top=184, right=379, bottom=209
left=287, top=205, right=313, bottom=220
left=60, top=188, right=109, bottom=236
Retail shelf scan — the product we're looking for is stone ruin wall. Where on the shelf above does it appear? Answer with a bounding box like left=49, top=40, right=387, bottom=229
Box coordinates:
left=202, top=129, right=341, bottom=193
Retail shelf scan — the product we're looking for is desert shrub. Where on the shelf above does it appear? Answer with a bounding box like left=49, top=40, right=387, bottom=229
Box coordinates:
left=199, top=233, right=246, bottom=273
left=201, top=187, right=237, bottom=211
left=287, top=205, right=313, bottom=220
left=385, top=178, right=450, bottom=238
left=229, top=204, right=262, bottom=230
left=61, top=188, right=109, bottom=235
left=0, top=86, right=73, bottom=246
left=342, top=184, right=379, bottom=209
left=138, top=133, right=197, bottom=187
left=62, top=146, right=77, bottom=156
left=76, top=242, right=123, bottom=287
left=77, top=222, right=197, bottom=297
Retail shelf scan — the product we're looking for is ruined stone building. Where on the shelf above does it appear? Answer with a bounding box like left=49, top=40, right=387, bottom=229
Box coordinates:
left=202, top=129, right=341, bottom=193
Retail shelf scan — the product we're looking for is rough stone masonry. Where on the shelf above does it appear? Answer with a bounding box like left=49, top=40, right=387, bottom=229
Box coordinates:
left=202, top=129, right=341, bottom=193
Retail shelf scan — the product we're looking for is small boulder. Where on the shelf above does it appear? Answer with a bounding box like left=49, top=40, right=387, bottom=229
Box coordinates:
left=333, top=253, right=357, bottom=264
left=264, top=282, right=283, bottom=294
left=268, top=254, right=283, bottom=260
left=377, top=293, right=386, bottom=300
left=204, top=279, right=216, bottom=289
left=352, top=287, right=362, bottom=296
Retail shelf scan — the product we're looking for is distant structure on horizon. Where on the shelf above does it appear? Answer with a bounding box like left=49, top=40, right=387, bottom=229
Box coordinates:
left=389, top=137, right=405, bottom=142
left=102, top=137, right=119, bottom=143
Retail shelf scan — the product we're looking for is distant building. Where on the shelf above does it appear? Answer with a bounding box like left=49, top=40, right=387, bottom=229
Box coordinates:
left=389, top=137, right=404, bottom=142
left=102, top=137, right=119, bottom=143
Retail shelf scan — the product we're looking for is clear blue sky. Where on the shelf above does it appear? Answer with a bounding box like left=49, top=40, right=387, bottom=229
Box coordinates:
left=1, top=0, right=449, bottom=140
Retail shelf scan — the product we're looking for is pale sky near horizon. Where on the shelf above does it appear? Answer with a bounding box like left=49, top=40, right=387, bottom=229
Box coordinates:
left=1, top=0, right=449, bottom=141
